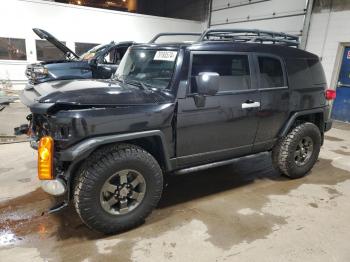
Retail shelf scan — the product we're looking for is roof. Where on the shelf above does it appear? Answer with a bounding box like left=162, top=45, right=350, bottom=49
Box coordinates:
left=131, top=29, right=318, bottom=60
left=132, top=41, right=318, bottom=60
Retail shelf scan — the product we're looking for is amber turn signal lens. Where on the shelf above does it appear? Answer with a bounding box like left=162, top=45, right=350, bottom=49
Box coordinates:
left=38, top=136, right=54, bottom=180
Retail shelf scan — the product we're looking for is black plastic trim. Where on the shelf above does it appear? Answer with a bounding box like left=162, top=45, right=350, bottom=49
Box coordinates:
left=325, top=119, right=333, bottom=132
left=149, top=33, right=201, bottom=43
left=58, top=130, right=172, bottom=171
left=280, top=108, right=326, bottom=137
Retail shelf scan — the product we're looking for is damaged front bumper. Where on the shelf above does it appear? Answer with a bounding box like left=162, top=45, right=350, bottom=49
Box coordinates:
left=43, top=178, right=70, bottom=214
left=41, top=178, right=67, bottom=196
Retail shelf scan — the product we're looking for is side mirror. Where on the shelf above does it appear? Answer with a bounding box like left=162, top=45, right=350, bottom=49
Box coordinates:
left=88, top=58, right=97, bottom=66
left=195, top=72, right=219, bottom=95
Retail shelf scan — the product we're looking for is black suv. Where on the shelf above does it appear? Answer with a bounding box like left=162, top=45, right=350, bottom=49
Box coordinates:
left=21, top=29, right=335, bottom=234
left=26, top=28, right=134, bottom=84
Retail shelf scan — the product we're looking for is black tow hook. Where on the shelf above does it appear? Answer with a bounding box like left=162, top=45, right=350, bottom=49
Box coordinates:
left=48, top=201, right=69, bottom=214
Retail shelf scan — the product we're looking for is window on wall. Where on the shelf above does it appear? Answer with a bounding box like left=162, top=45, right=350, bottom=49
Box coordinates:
left=258, top=56, right=285, bottom=88
left=0, top=37, right=27, bottom=60
left=191, top=53, right=251, bottom=93
left=75, top=42, right=99, bottom=56
left=36, top=40, right=66, bottom=61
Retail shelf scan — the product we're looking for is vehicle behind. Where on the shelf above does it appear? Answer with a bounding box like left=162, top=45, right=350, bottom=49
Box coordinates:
left=26, top=28, right=134, bottom=84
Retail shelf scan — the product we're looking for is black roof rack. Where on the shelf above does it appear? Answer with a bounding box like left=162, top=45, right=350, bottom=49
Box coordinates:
left=199, top=29, right=300, bottom=48
left=149, top=32, right=202, bottom=43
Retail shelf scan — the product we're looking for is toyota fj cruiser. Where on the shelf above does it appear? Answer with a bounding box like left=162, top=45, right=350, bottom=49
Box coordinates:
left=20, top=29, right=335, bottom=234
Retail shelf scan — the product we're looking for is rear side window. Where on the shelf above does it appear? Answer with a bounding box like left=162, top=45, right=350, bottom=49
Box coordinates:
left=285, top=58, right=326, bottom=89
left=191, top=54, right=250, bottom=93
left=258, top=56, right=285, bottom=88
left=307, top=59, right=327, bottom=85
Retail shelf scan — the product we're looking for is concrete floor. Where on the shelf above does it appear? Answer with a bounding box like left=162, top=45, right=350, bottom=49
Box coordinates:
left=0, top=102, right=29, bottom=136
left=1, top=122, right=350, bottom=262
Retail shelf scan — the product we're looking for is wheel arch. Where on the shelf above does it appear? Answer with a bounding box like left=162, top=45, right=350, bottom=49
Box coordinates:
left=60, top=130, right=171, bottom=202
left=59, top=130, right=172, bottom=174
left=279, top=109, right=325, bottom=138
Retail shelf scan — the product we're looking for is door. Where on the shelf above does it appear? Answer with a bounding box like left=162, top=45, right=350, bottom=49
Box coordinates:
left=176, top=52, right=260, bottom=167
left=332, top=46, right=350, bottom=122
left=252, top=55, right=289, bottom=152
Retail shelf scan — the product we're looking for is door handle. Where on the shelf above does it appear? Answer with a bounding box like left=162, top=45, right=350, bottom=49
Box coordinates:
left=338, top=82, right=350, bottom=88
left=241, top=101, right=260, bottom=109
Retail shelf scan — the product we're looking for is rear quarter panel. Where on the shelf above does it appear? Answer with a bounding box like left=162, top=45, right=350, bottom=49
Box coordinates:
left=286, top=58, right=327, bottom=112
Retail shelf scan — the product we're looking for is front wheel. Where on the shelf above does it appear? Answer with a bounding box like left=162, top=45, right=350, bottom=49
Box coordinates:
left=272, top=122, right=321, bottom=179
left=74, top=144, right=163, bottom=234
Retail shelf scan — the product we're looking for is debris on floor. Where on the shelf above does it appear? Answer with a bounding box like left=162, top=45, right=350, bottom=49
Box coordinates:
left=0, top=88, right=20, bottom=105
left=0, top=100, right=30, bottom=142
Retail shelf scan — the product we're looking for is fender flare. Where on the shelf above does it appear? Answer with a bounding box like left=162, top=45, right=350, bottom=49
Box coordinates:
left=58, top=130, right=172, bottom=171
left=279, top=108, right=325, bottom=137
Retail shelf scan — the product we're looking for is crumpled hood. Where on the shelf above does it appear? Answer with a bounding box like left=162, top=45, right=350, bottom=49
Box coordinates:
left=34, top=79, right=174, bottom=106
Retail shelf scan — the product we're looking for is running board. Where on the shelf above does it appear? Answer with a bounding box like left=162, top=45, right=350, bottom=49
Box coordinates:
left=174, top=158, right=238, bottom=175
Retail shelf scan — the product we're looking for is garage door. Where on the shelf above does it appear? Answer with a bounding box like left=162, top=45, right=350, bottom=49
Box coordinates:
left=209, top=0, right=308, bottom=37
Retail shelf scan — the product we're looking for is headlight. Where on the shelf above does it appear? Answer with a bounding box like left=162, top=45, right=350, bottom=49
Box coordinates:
left=26, top=64, right=48, bottom=81
left=32, top=66, right=48, bottom=74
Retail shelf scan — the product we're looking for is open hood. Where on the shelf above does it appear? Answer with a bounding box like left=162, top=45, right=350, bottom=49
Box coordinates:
left=33, top=28, right=79, bottom=60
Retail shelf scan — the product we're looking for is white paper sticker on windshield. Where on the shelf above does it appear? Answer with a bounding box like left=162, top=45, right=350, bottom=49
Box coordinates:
left=154, top=51, right=177, bottom=61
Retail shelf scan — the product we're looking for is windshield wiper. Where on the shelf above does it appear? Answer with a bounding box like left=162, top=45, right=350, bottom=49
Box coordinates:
left=115, top=75, right=154, bottom=91
left=123, top=79, right=152, bottom=91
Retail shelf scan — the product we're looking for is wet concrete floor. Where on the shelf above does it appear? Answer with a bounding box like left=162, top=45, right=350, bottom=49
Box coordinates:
left=1, top=122, right=350, bottom=261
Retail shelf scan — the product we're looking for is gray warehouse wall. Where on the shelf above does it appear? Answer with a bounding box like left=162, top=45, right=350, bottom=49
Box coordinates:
left=306, top=0, right=350, bottom=85
left=313, top=0, right=350, bottom=12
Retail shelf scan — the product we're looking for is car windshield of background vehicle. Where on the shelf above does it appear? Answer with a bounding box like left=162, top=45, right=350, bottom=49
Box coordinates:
left=75, top=42, right=99, bottom=56
left=79, top=44, right=110, bottom=61
left=0, top=37, right=26, bottom=60
left=36, top=40, right=66, bottom=61
left=115, top=49, right=178, bottom=89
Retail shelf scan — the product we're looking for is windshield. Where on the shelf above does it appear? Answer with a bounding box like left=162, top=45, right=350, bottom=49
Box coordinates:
left=80, top=43, right=111, bottom=61
left=114, top=49, right=178, bottom=90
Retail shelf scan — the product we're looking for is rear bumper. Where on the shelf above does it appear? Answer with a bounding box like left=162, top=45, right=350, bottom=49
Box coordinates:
left=325, top=119, right=333, bottom=132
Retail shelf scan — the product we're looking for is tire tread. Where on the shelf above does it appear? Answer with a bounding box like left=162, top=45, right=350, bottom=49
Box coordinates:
left=73, top=143, right=163, bottom=234
left=272, top=122, right=321, bottom=179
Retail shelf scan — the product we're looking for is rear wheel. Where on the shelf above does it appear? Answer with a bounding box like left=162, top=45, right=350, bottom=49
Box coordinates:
left=74, top=144, right=163, bottom=234
left=272, top=122, right=321, bottom=179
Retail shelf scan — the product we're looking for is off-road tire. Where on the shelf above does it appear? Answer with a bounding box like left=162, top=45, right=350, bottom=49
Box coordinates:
left=272, top=122, right=321, bottom=179
left=74, top=143, right=163, bottom=234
